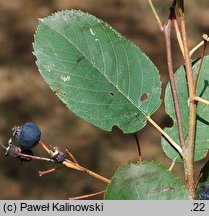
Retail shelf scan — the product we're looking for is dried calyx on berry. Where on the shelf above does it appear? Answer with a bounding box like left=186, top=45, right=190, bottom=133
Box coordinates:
left=1, top=138, right=21, bottom=157
left=50, top=147, right=67, bottom=163
left=1, top=138, right=32, bottom=162
left=198, top=184, right=209, bottom=200
left=13, top=122, right=41, bottom=149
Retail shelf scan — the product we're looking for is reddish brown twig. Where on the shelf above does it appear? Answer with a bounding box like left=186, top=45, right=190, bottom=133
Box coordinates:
left=177, top=0, right=196, bottom=199
left=39, top=165, right=64, bottom=176
left=69, top=190, right=106, bottom=200
left=163, top=3, right=186, bottom=151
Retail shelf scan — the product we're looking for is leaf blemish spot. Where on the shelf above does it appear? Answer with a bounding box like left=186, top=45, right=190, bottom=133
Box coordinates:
left=140, top=93, right=149, bottom=101
left=54, top=88, right=60, bottom=93
left=76, top=56, right=85, bottom=64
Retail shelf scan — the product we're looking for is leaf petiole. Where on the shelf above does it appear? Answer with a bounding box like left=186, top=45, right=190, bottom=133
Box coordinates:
left=190, top=34, right=209, bottom=57
left=192, top=96, right=209, bottom=106
left=147, top=0, right=164, bottom=32
left=147, top=117, right=183, bottom=156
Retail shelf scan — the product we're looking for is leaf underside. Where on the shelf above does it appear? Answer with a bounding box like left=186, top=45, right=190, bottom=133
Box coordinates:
left=162, top=56, right=209, bottom=161
left=33, top=10, right=161, bottom=133
left=104, top=161, right=191, bottom=200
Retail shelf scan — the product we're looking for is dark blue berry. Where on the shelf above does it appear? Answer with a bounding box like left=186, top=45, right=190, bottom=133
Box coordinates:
left=15, top=122, right=41, bottom=149
left=198, top=184, right=209, bottom=200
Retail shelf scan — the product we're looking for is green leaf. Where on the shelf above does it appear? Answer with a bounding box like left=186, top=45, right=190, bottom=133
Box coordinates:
left=33, top=10, right=161, bottom=133
left=162, top=56, right=209, bottom=161
left=104, top=161, right=191, bottom=200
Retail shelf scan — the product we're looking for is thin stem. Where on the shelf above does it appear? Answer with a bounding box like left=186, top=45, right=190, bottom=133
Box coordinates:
left=63, top=159, right=82, bottom=171
left=63, top=159, right=111, bottom=184
left=168, top=155, right=178, bottom=171
left=0, top=143, right=7, bottom=149
left=190, top=34, right=209, bottom=57
left=173, top=12, right=185, bottom=58
left=39, top=165, right=64, bottom=176
left=147, top=0, right=164, bottom=32
left=66, top=148, right=78, bottom=164
left=133, top=133, right=142, bottom=162
left=194, top=38, right=208, bottom=93
left=19, top=153, right=55, bottom=163
left=77, top=164, right=111, bottom=184
left=37, top=140, right=111, bottom=184
left=190, top=41, right=204, bottom=57
left=164, top=7, right=186, bottom=152
left=192, top=96, right=209, bottom=106
left=69, top=190, right=106, bottom=200
left=147, top=0, right=184, bottom=156
left=178, top=0, right=196, bottom=199
left=148, top=117, right=183, bottom=155
left=39, top=140, right=51, bottom=154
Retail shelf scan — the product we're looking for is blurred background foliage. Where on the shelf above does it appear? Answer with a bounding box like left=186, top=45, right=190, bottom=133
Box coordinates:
left=0, top=0, right=209, bottom=199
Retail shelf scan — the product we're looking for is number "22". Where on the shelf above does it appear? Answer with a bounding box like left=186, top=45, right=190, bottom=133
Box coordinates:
left=192, top=203, right=205, bottom=211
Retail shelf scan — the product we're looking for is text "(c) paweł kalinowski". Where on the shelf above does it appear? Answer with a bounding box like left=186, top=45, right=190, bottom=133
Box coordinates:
left=20, top=202, right=104, bottom=212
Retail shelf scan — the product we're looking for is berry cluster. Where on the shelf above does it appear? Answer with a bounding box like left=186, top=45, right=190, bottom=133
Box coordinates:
left=1, top=122, right=110, bottom=195
left=2, top=122, right=66, bottom=163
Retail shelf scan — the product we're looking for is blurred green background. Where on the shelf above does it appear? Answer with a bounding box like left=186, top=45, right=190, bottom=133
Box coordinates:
left=0, top=0, right=209, bottom=199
